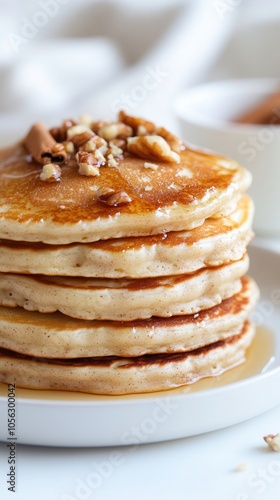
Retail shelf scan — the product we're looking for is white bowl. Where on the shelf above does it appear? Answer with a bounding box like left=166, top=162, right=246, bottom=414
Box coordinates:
left=174, top=78, right=280, bottom=237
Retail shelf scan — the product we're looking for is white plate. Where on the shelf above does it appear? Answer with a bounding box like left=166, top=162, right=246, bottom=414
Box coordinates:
left=0, top=244, right=280, bottom=447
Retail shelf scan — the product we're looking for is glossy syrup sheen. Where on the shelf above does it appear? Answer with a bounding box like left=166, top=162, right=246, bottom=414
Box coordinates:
left=0, top=144, right=238, bottom=225
left=0, top=195, right=252, bottom=252
left=0, top=326, right=275, bottom=401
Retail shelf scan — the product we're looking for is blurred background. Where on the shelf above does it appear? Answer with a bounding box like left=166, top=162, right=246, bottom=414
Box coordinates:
left=0, top=0, right=280, bottom=144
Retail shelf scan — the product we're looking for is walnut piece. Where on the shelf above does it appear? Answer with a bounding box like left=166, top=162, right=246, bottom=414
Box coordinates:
left=39, top=163, right=61, bottom=182
left=156, top=126, right=185, bottom=154
left=67, top=125, right=95, bottom=148
left=76, top=151, right=100, bottom=177
left=63, top=141, right=75, bottom=154
left=264, top=433, right=280, bottom=451
left=109, top=138, right=126, bottom=152
left=98, top=123, right=133, bottom=141
left=127, top=135, right=180, bottom=163
left=80, top=135, right=107, bottom=154
left=118, top=110, right=155, bottom=134
left=50, top=119, right=77, bottom=142
left=97, top=187, right=132, bottom=206
left=107, top=153, right=118, bottom=167
left=235, top=464, right=248, bottom=472
left=78, top=163, right=100, bottom=177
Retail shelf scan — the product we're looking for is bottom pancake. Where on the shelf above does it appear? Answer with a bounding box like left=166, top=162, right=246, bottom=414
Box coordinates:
left=0, top=322, right=255, bottom=395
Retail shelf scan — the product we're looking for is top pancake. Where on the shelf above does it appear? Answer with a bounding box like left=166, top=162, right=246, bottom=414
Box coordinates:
left=0, top=130, right=251, bottom=244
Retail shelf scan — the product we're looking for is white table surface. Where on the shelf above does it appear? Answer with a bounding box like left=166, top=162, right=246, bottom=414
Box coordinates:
left=1, top=236, right=280, bottom=500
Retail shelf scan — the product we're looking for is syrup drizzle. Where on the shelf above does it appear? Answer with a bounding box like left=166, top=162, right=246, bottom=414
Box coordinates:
left=0, top=326, right=275, bottom=401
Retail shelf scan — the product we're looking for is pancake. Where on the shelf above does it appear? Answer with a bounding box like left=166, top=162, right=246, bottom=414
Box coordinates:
left=0, top=143, right=251, bottom=244
left=0, top=254, right=249, bottom=320
left=0, top=196, right=253, bottom=277
left=0, top=276, right=258, bottom=357
left=0, top=114, right=257, bottom=396
left=0, top=321, right=255, bottom=395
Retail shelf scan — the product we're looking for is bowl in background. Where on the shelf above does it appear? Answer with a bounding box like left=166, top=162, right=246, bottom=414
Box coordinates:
left=173, top=78, right=280, bottom=237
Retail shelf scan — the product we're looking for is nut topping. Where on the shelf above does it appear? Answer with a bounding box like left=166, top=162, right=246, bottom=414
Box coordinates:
left=109, top=138, right=126, bottom=152
left=127, top=135, right=180, bottom=163
left=264, top=433, right=280, bottom=452
left=39, top=163, right=61, bottom=182
left=118, top=110, right=155, bottom=134
left=76, top=151, right=100, bottom=177
left=98, top=123, right=133, bottom=141
left=156, top=126, right=185, bottom=154
left=106, top=153, right=118, bottom=167
left=72, top=130, right=95, bottom=148
left=26, top=111, right=184, bottom=188
left=63, top=141, right=75, bottom=154
left=97, top=187, right=132, bottom=206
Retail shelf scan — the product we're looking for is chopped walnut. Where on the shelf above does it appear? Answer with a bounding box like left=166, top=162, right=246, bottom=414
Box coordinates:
left=76, top=151, right=100, bottom=177
left=67, top=125, right=95, bottom=148
left=97, top=187, right=132, bottom=206
left=80, top=136, right=107, bottom=154
left=96, top=186, right=115, bottom=199
left=107, top=153, right=118, bottom=167
left=127, top=135, right=180, bottom=163
left=63, top=141, right=75, bottom=154
left=72, top=131, right=95, bottom=148
left=156, top=126, right=185, bottom=154
left=50, top=119, right=77, bottom=142
left=90, top=120, right=109, bottom=134
left=39, top=163, right=61, bottom=182
left=67, top=125, right=90, bottom=138
left=78, top=163, right=100, bottom=177
left=137, top=125, right=148, bottom=136
left=93, top=149, right=106, bottom=165
left=109, top=138, right=126, bottom=152
left=98, top=123, right=133, bottom=141
left=264, top=433, right=280, bottom=451
left=235, top=464, right=248, bottom=472
left=118, top=110, right=155, bottom=134
left=107, top=144, right=123, bottom=158
left=81, top=139, right=96, bottom=153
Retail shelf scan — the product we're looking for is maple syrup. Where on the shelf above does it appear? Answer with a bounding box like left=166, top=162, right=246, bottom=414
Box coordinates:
left=0, top=326, right=275, bottom=402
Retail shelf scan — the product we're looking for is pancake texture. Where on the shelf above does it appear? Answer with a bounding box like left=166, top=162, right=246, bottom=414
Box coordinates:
left=0, top=144, right=251, bottom=244
left=0, top=112, right=258, bottom=394
left=0, top=276, right=258, bottom=358
left=0, top=255, right=249, bottom=320
left=0, top=322, right=255, bottom=395
left=0, top=196, right=253, bottom=277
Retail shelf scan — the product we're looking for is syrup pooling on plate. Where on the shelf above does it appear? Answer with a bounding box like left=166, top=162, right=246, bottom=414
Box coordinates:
left=0, top=326, right=274, bottom=401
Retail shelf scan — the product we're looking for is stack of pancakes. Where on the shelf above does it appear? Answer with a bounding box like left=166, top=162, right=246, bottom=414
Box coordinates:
left=0, top=112, right=259, bottom=395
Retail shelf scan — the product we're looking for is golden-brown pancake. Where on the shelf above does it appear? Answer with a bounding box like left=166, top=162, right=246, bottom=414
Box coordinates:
left=0, top=114, right=257, bottom=396
left=0, top=196, right=253, bottom=277
left=0, top=321, right=255, bottom=395
left=0, top=254, right=249, bottom=320
left=0, top=144, right=251, bottom=244
left=0, top=276, right=258, bottom=357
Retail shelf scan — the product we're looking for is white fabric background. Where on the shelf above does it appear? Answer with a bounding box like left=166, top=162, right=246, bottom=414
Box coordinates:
left=0, top=0, right=280, bottom=144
